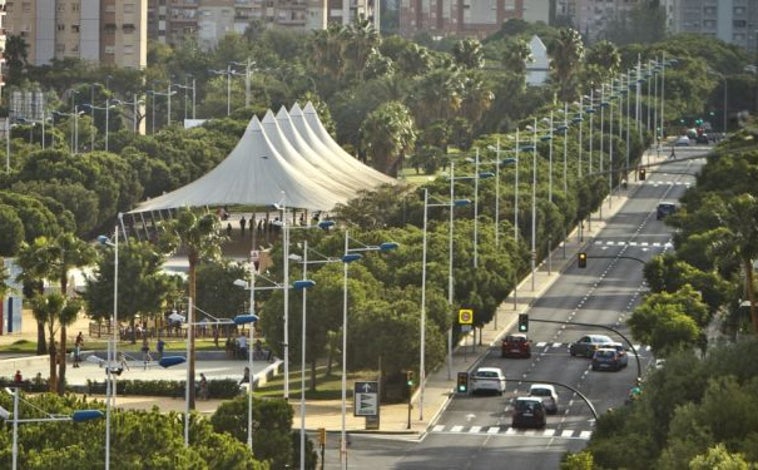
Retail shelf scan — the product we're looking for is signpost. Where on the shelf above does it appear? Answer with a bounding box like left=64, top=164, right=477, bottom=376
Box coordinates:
left=354, top=381, right=380, bottom=429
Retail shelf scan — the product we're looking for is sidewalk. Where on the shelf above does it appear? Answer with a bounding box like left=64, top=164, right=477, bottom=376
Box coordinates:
left=0, top=147, right=662, bottom=436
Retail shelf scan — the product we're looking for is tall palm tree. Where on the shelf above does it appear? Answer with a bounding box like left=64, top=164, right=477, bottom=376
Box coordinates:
left=360, top=101, right=417, bottom=175
left=452, top=38, right=485, bottom=70
left=17, top=234, right=95, bottom=394
left=585, top=40, right=621, bottom=87
left=547, top=28, right=585, bottom=103
left=159, top=208, right=224, bottom=410
left=712, top=194, right=758, bottom=333
left=501, top=37, right=533, bottom=77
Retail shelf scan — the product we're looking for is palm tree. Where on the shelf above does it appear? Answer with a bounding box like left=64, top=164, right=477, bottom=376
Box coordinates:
left=501, top=37, right=533, bottom=77
left=585, top=40, right=621, bottom=87
left=712, top=194, right=758, bottom=333
left=159, top=208, right=224, bottom=410
left=360, top=101, right=417, bottom=176
left=17, top=234, right=95, bottom=394
left=547, top=28, right=585, bottom=103
left=452, top=38, right=485, bottom=70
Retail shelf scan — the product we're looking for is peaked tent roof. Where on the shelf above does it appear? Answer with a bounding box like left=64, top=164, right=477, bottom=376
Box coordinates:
left=300, top=102, right=395, bottom=186
left=274, top=107, right=369, bottom=193
left=260, top=110, right=357, bottom=200
left=129, top=116, right=347, bottom=213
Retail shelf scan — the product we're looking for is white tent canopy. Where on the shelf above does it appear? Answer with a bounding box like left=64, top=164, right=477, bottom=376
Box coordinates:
left=130, top=116, right=348, bottom=213
left=129, top=103, right=396, bottom=214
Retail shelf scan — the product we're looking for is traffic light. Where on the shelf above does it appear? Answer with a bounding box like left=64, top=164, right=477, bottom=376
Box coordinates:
left=457, top=372, right=469, bottom=393
left=639, top=168, right=646, bottom=181
left=406, top=370, right=414, bottom=387
left=578, top=252, right=587, bottom=268
left=518, top=313, right=529, bottom=332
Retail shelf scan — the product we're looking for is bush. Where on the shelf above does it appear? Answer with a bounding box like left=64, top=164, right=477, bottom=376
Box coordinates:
left=84, top=378, right=240, bottom=398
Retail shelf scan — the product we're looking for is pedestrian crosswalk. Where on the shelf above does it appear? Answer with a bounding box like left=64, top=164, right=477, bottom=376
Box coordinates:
left=429, top=424, right=593, bottom=440
left=530, top=342, right=651, bottom=353
left=646, top=181, right=691, bottom=187
left=592, top=240, right=673, bottom=248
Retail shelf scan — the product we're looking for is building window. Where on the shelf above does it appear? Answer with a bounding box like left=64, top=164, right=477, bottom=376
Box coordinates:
left=123, top=23, right=136, bottom=33
left=72, top=3, right=79, bottom=11
left=72, top=24, right=80, bottom=32
left=124, top=3, right=134, bottom=13
left=734, top=19, right=747, bottom=28
left=57, top=23, right=65, bottom=31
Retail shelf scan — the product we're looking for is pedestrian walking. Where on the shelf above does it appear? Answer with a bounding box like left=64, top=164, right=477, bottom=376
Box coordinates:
left=156, top=337, right=165, bottom=360
left=73, top=332, right=84, bottom=368
left=141, top=337, right=153, bottom=369
left=199, top=373, right=209, bottom=400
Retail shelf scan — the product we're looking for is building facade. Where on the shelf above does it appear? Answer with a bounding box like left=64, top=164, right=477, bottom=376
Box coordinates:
left=150, top=0, right=374, bottom=49
left=671, top=0, right=758, bottom=55
left=398, top=0, right=536, bottom=39
left=0, top=0, right=6, bottom=99
left=3, top=0, right=147, bottom=69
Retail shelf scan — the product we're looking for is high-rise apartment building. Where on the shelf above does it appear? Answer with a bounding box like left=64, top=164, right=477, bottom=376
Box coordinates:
left=0, top=0, right=7, bottom=99
left=397, top=0, right=536, bottom=40
left=3, top=0, right=147, bottom=69
left=150, top=0, right=373, bottom=49
left=672, top=0, right=758, bottom=55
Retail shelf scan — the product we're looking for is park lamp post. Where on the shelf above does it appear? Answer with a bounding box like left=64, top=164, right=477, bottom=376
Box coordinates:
left=147, top=86, right=178, bottom=131
left=420, top=188, right=470, bottom=419
left=111, top=95, right=144, bottom=134
left=173, top=79, right=197, bottom=121
left=340, top=232, right=398, bottom=469
left=97, top=227, right=119, bottom=470
left=450, top=156, right=494, bottom=270
left=231, top=59, right=257, bottom=108
left=81, top=100, right=118, bottom=152
left=0, top=387, right=104, bottom=470
left=210, top=65, right=235, bottom=116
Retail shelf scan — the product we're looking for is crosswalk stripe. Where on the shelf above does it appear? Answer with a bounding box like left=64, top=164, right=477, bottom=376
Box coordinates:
left=505, top=427, right=518, bottom=436
left=579, top=430, right=592, bottom=439
left=552, top=342, right=563, bottom=349
left=536, top=342, right=547, bottom=348
left=430, top=425, right=593, bottom=440
left=469, top=426, right=481, bottom=434
left=487, top=426, right=501, bottom=434
left=543, top=428, right=557, bottom=436
left=450, top=425, right=463, bottom=432
left=433, top=425, right=445, bottom=432
left=561, top=429, right=574, bottom=438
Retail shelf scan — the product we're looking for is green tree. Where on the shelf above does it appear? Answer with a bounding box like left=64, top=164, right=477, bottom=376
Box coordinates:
left=452, top=38, right=484, bottom=70
left=360, top=101, right=417, bottom=176
left=500, top=37, right=533, bottom=76
left=628, top=298, right=701, bottom=355
left=689, top=444, right=751, bottom=470
left=211, top=395, right=297, bottom=469
left=159, top=208, right=225, bottom=410
left=547, top=28, right=584, bottom=103
left=4, top=35, right=29, bottom=86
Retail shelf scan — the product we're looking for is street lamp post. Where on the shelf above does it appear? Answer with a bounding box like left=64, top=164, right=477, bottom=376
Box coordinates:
left=420, top=189, right=469, bottom=419
left=173, top=79, right=197, bottom=122
left=210, top=65, right=234, bottom=116
left=340, top=233, right=398, bottom=469
left=232, top=59, right=257, bottom=108
left=82, top=101, right=118, bottom=152
left=147, top=87, right=178, bottom=131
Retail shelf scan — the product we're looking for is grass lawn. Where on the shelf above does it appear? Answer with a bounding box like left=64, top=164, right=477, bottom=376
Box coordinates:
left=0, top=337, right=231, bottom=355
left=255, top=366, right=380, bottom=400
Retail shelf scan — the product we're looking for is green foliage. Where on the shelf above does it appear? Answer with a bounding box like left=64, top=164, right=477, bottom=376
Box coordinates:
left=211, top=396, right=293, bottom=469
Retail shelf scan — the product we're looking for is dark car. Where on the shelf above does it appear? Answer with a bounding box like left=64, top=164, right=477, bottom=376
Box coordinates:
left=656, top=202, right=677, bottom=220
left=501, top=334, right=532, bottom=358
left=511, top=397, right=546, bottom=429
left=569, top=334, right=614, bottom=358
left=591, top=348, right=625, bottom=371
left=606, top=342, right=629, bottom=368
left=695, top=134, right=709, bottom=144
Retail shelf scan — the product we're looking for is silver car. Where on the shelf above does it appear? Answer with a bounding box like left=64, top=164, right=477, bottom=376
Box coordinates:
left=569, top=334, right=615, bottom=358
left=529, top=384, right=558, bottom=415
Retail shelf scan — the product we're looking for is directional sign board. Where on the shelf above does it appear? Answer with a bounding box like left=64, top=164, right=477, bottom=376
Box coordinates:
left=353, top=381, right=379, bottom=417
left=458, top=308, right=474, bottom=325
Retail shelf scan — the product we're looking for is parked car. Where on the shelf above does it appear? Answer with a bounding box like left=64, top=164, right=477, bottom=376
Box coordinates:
left=528, top=384, right=558, bottom=415
left=605, top=342, right=629, bottom=368
left=656, top=202, right=677, bottom=220
left=470, top=367, right=506, bottom=396
left=501, top=334, right=532, bottom=358
left=511, top=397, right=547, bottom=429
left=569, top=334, right=615, bottom=358
left=591, top=347, right=625, bottom=371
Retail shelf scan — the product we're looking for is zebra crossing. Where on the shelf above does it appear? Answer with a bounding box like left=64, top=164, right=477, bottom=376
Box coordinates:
left=429, top=424, right=593, bottom=440
left=531, top=342, right=651, bottom=354
left=645, top=181, right=691, bottom=187
left=591, top=240, right=673, bottom=248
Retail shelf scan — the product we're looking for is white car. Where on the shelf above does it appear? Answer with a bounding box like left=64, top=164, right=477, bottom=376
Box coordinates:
left=528, top=384, right=559, bottom=415
left=675, top=135, right=691, bottom=146
left=470, top=367, right=506, bottom=396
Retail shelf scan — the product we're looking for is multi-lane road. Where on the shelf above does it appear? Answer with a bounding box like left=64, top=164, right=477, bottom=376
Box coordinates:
left=322, top=145, right=709, bottom=469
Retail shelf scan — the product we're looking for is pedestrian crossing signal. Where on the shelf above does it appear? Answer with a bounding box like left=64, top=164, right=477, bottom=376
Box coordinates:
left=457, top=372, right=469, bottom=393
left=406, top=370, right=414, bottom=387
left=578, top=252, right=587, bottom=268
left=639, top=168, right=646, bottom=180
left=518, top=314, right=529, bottom=332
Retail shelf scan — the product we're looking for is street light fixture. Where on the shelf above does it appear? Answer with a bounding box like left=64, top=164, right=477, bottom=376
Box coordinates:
left=210, top=65, right=235, bottom=116
left=82, top=101, right=119, bottom=152
left=340, top=232, right=398, bottom=469
left=0, top=387, right=104, bottom=470
left=147, top=85, right=178, bottom=131
left=231, top=59, right=257, bottom=108
left=173, top=78, right=197, bottom=121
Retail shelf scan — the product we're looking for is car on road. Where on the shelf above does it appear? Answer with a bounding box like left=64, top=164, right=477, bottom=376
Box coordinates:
left=695, top=134, right=710, bottom=144
left=528, top=384, right=558, bottom=415
left=675, top=135, right=691, bottom=146
left=511, top=397, right=546, bottom=429
left=656, top=202, right=677, bottom=220
left=501, top=333, right=532, bottom=358
left=591, top=347, right=625, bottom=371
left=569, top=334, right=615, bottom=358
left=605, top=342, right=629, bottom=368
left=470, top=367, right=506, bottom=396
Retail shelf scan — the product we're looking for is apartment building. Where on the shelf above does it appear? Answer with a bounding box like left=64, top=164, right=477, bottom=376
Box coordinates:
left=672, top=0, right=758, bottom=54
left=151, top=0, right=373, bottom=49
left=3, top=0, right=147, bottom=69
left=398, top=0, right=537, bottom=39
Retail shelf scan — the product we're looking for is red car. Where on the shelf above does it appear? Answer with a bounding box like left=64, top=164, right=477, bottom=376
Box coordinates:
left=501, top=334, right=532, bottom=358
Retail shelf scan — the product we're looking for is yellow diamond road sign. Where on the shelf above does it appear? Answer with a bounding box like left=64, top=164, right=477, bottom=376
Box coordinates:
left=458, top=308, right=473, bottom=325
